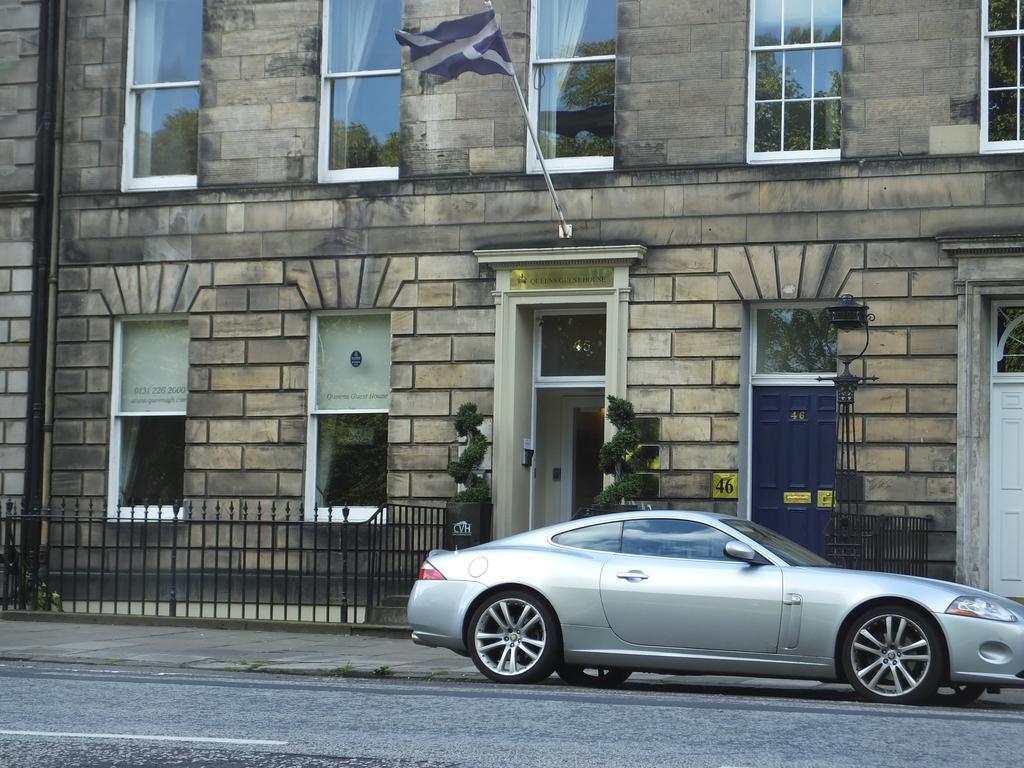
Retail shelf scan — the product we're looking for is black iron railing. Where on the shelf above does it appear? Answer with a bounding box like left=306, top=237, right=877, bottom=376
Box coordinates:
left=1, top=498, right=445, bottom=623
left=826, top=510, right=931, bottom=576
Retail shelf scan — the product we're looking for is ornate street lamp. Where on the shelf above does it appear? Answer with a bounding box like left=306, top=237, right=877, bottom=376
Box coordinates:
left=823, top=294, right=876, bottom=566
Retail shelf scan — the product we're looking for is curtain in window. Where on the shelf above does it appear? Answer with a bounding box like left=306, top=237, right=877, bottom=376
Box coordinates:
left=315, top=417, right=337, bottom=506
left=537, top=0, right=595, bottom=156
left=120, top=320, right=188, bottom=413
left=119, top=416, right=143, bottom=502
left=328, top=0, right=387, bottom=168
left=315, top=315, right=391, bottom=411
left=330, top=0, right=377, bottom=119
left=537, top=0, right=589, bottom=59
left=330, top=0, right=377, bottom=74
left=134, top=0, right=202, bottom=83
left=133, top=0, right=168, bottom=84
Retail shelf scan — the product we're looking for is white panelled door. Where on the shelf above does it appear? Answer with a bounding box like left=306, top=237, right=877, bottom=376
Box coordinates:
left=992, top=385, right=1024, bottom=597
left=991, top=306, right=1024, bottom=598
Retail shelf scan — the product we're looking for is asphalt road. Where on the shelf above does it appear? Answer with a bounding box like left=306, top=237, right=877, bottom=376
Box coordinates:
left=0, top=663, right=1022, bottom=768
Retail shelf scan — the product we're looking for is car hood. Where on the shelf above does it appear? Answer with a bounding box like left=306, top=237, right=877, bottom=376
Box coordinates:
left=788, top=566, right=1024, bottom=618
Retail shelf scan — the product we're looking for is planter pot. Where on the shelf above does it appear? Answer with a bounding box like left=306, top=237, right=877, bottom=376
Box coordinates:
left=572, top=503, right=643, bottom=521
left=445, top=501, right=493, bottom=549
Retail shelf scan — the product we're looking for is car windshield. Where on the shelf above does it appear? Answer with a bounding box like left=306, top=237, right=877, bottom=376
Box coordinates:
left=724, top=519, right=833, bottom=567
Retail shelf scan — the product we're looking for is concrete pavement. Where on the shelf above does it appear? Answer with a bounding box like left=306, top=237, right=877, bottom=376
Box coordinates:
left=1, top=613, right=1022, bottom=707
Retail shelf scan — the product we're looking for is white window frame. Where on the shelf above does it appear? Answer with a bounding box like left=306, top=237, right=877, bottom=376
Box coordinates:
left=121, top=0, right=200, bottom=192
left=527, top=0, right=615, bottom=175
left=107, top=316, right=187, bottom=520
left=746, top=0, right=842, bottom=164
left=305, top=311, right=392, bottom=522
left=318, top=0, right=401, bottom=183
left=981, top=1, right=1024, bottom=153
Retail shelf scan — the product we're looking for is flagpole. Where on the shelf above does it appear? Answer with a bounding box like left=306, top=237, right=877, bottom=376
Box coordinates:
left=483, top=0, right=571, bottom=238
left=507, top=57, right=573, bottom=239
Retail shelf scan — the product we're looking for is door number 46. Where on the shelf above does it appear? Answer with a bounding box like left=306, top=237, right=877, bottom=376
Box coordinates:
left=712, top=473, right=738, bottom=499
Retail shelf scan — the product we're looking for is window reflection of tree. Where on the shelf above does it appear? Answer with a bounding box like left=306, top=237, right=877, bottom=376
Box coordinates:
left=623, top=520, right=731, bottom=560
left=548, top=39, right=615, bottom=158
left=997, top=307, right=1024, bottom=373
left=139, top=107, right=198, bottom=176
left=987, top=0, right=1021, bottom=142
left=754, top=52, right=841, bottom=152
left=318, top=413, right=388, bottom=507
left=331, top=124, right=400, bottom=169
left=759, top=309, right=836, bottom=374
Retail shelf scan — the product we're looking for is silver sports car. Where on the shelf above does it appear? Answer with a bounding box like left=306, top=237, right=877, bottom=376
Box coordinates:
left=408, top=510, right=1024, bottom=705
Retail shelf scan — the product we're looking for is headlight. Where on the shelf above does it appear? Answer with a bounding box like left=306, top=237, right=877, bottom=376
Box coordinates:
left=945, top=596, right=1018, bottom=622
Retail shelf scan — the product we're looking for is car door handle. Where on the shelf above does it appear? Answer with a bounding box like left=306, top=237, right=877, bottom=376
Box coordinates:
left=616, top=570, right=649, bottom=582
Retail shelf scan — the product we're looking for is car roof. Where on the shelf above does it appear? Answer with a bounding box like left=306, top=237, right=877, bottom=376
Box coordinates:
left=504, top=509, right=737, bottom=544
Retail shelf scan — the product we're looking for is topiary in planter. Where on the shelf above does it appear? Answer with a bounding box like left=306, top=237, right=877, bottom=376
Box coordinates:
left=447, top=402, right=491, bottom=503
left=594, top=395, right=643, bottom=505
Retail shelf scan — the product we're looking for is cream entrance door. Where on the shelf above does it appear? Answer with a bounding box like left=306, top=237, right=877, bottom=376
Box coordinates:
left=530, top=311, right=606, bottom=528
left=476, top=244, right=645, bottom=538
left=990, top=305, right=1024, bottom=598
left=532, top=391, right=603, bottom=527
left=991, top=384, right=1024, bottom=597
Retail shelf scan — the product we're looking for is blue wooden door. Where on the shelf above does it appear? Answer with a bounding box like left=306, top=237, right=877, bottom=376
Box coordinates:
left=751, top=386, right=836, bottom=555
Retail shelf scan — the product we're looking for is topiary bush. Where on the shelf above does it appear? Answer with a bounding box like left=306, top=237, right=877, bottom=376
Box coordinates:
left=447, top=402, right=492, bottom=503
left=594, top=395, right=643, bottom=505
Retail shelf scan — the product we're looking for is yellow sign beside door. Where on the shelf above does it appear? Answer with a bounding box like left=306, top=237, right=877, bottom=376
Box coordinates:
left=817, top=490, right=834, bottom=508
left=712, top=473, right=738, bottom=499
left=783, top=491, right=812, bottom=505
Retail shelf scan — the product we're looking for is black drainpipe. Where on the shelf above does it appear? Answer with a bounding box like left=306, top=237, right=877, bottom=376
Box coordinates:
left=23, top=0, right=61, bottom=597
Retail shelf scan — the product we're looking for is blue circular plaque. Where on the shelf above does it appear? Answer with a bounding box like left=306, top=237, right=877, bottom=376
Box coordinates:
left=350, top=350, right=362, bottom=368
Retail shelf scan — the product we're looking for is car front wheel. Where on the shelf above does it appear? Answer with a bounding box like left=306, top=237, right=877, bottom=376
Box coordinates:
left=468, top=590, right=560, bottom=684
left=842, top=604, right=945, bottom=705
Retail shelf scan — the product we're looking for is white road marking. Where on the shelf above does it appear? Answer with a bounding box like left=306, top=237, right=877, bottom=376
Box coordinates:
left=0, top=730, right=287, bottom=746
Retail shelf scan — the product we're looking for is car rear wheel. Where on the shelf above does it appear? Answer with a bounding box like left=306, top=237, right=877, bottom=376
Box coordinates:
left=929, top=684, right=985, bottom=707
left=556, top=664, right=632, bottom=688
left=842, top=604, right=945, bottom=705
left=468, top=591, right=559, bottom=684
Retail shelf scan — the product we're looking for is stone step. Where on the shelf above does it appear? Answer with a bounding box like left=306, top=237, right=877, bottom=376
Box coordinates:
left=365, top=604, right=408, bottom=625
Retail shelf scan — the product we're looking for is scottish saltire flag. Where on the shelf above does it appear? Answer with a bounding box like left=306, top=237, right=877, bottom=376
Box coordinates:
left=395, top=9, right=514, bottom=79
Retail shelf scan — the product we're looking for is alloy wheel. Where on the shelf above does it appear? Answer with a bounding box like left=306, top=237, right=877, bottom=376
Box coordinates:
left=849, top=612, right=932, bottom=698
left=473, top=597, right=549, bottom=678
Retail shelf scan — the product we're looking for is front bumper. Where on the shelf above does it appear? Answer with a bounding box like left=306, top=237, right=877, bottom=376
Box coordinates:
left=407, top=579, right=488, bottom=655
left=939, top=612, right=1024, bottom=687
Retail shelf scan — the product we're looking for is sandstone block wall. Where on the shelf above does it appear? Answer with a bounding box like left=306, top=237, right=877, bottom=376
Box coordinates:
left=0, top=0, right=38, bottom=189
left=52, top=156, right=1022, bottom=578
left=61, top=0, right=125, bottom=193
left=0, top=0, right=41, bottom=499
left=844, top=1, right=982, bottom=157
left=0, top=205, right=32, bottom=499
left=43, top=0, right=1024, bottom=581
left=200, top=0, right=320, bottom=185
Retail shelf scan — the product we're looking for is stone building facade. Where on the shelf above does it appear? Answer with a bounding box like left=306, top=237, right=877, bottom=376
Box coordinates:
left=0, top=0, right=41, bottom=502
left=26, top=0, right=1024, bottom=596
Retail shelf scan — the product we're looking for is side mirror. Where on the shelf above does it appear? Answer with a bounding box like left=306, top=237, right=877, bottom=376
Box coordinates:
left=724, top=540, right=759, bottom=564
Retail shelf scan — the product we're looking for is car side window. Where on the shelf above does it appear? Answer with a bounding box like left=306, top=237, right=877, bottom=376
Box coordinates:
left=551, top=522, right=622, bottom=553
left=622, top=519, right=735, bottom=561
